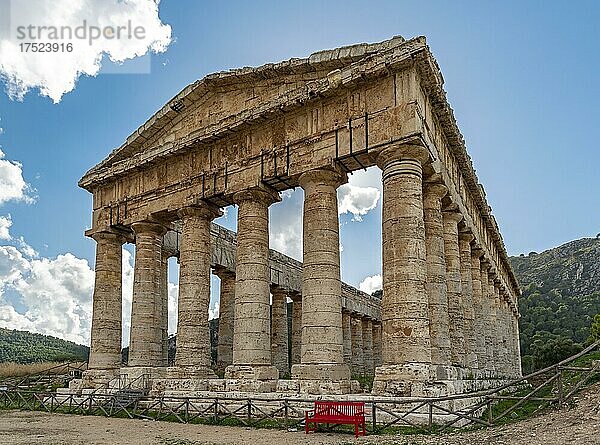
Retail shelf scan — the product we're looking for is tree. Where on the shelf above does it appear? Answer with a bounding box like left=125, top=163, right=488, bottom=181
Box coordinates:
left=587, top=314, right=600, bottom=345
left=529, top=332, right=582, bottom=371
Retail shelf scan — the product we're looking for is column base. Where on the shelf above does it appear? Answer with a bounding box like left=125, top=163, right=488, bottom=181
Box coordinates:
left=372, top=363, right=507, bottom=396
left=223, top=365, right=279, bottom=392
left=224, top=364, right=278, bottom=380
left=291, top=363, right=351, bottom=381
left=79, top=368, right=120, bottom=390
left=166, top=366, right=217, bottom=379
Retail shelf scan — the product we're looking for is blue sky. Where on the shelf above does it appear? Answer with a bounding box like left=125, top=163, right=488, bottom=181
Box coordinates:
left=0, top=0, right=598, bottom=344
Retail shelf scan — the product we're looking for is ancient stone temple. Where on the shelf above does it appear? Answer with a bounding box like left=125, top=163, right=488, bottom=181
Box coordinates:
left=78, top=35, right=521, bottom=397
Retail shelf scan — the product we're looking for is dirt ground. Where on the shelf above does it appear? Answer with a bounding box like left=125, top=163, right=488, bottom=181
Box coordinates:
left=0, top=382, right=598, bottom=445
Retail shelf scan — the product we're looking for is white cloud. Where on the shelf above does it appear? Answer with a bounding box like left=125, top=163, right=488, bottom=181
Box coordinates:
left=0, top=149, right=35, bottom=205
left=338, top=183, right=380, bottom=221
left=208, top=300, right=219, bottom=321
left=168, top=281, right=178, bottom=335
left=269, top=188, right=303, bottom=261
left=0, top=0, right=172, bottom=103
left=121, top=247, right=134, bottom=346
left=0, top=246, right=94, bottom=345
left=0, top=215, right=12, bottom=240
left=359, top=274, right=382, bottom=295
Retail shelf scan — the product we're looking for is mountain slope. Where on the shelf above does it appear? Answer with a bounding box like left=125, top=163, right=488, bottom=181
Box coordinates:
left=510, top=237, right=600, bottom=371
left=0, top=328, right=89, bottom=364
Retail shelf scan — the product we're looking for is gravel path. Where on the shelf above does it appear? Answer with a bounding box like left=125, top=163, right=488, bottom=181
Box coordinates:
left=0, top=382, right=598, bottom=445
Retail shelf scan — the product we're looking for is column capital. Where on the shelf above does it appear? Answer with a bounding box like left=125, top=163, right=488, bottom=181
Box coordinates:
left=471, top=245, right=485, bottom=259
left=233, top=185, right=281, bottom=206
left=131, top=221, right=168, bottom=237
left=423, top=181, right=448, bottom=206
left=212, top=266, right=235, bottom=280
left=90, top=230, right=127, bottom=245
left=178, top=203, right=222, bottom=221
left=298, top=166, right=347, bottom=189
left=376, top=143, right=430, bottom=169
left=458, top=231, right=475, bottom=244
left=270, top=285, right=290, bottom=297
left=442, top=210, right=463, bottom=224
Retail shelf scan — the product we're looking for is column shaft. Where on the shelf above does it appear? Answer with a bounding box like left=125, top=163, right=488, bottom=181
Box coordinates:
left=423, top=181, right=451, bottom=366
left=488, top=274, right=499, bottom=374
left=342, top=311, right=352, bottom=367
left=470, top=250, right=487, bottom=370
left=292, top=168, right=350, bottom=382
left=362, top=318, right=374, bottom=375
left=175, top=205, right=219, bottom=373
left=480, top=262, right=494, bottom=373
left=227, top=187, right=279, bottom=380
left=88, top=232, right=125, bottom=370
left=129, top=222, right=167, bottom=367
left=160, top=251, right=169, bottom=366
left=271, top=287, right=290, bottom=376
left=351, top=316, right=364, bottom=376
left=372, top=322, right=383, bottom=368
left=291, top=297, right=302, bottom=366
left=442, top=211, right=465, bottom=367
left=458, top=231, right=477, bottom=369
left=215, top=268, right=235, bottom=371
left=378, top=146, right=431, bottom=366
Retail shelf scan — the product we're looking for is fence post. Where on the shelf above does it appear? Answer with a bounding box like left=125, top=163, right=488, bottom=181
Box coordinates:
left=557, top=368, right=564, bottom=405
left=213, top=397, right=218, bottom=423
left=487, top=399, right=493, bottom=425
left=428, top=402, right=433, bottom=430
left=247, top=399, right=252, bottom=423
left=371, top=402, right=377, bottom=433
left=284, top=400, right=289, bottom=428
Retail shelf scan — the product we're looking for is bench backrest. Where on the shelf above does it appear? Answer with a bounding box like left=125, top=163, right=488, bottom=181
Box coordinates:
left=313, top=401, right=365, bottom=418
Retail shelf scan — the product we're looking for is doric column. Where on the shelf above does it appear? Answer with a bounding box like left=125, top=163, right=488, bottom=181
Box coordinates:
left=514, top=309, right=523, bottom=377
left=351, top=315, right=364, bottom=376
left=88, top=231, right=126, bottom=370
left=226, top=186, right=280, bottom=381
left=442, top=210, right=465, bottom=367
left=271, top=286, right=290, bottom=376
left=423, top=180, right=451, bottom=366
left=458, top=229, right=477, bottom=369
left=496, top=285, right=508, bottom=376
left=470, top=246, right=487, bottom=371
left=160, top=249, right=169, bottom=366
left=362, top=318, right=374, bottom=375
left=487, top=271, right=499, bottom=374
left=372, top=322, right=383, bottom=368
left=129, top=222, right=167, bottom=367
left=214, top=267, right=235, bottom=372
left=291, top=295, right=302, bottom=366
left=373, top=144, right=431, bottom=394
left=342, top=310, right=352, bottom=367
left=291, top=168, right=350, bottom=383
left=175, top=205, right=220, bottom=375
left=480, top=259, right=495, bottom=373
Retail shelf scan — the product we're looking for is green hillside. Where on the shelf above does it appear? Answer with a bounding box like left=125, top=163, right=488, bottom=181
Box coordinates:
left=511, top=236, right=600, bottom=373
left=0, top=328, right=89, bottom=364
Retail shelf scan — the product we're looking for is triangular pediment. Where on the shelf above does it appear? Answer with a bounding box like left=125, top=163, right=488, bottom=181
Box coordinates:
left=80, top=36, right=413, bottom=186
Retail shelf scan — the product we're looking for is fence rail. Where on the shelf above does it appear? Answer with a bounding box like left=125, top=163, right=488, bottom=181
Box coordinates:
left=0, top=341, right=598, bottom=435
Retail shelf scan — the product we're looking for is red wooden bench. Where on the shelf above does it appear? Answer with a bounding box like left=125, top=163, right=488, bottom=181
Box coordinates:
left=305, top=401, right=366, bottom=437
